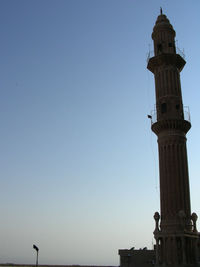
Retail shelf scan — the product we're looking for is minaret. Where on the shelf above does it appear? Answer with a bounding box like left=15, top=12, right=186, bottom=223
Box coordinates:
left=147, top=11, right=199, bottom=267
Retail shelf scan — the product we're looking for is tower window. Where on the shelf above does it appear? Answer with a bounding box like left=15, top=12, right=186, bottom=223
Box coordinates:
left=168, top=43, right=173, bottom=47
left=157, top=44, right=162, bottom=53
left=161, top=103, right=167, bottom=113
left=176, top=104, right=180, bottom=110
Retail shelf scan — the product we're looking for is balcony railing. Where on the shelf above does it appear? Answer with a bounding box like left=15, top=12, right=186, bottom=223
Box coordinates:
left=146, top=50, right=154, bottom=63
left=149, top=106, right=191, bottom=125
left=146, top=46, right=185, bottom=63
left=176, top=47, right=185, bottom=59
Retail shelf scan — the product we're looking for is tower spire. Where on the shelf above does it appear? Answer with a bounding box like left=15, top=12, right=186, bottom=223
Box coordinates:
left=147, top=13, right=199, bottom=267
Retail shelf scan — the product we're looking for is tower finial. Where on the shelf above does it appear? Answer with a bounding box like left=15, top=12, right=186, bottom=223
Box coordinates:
left=160, top=7, right=163, bottom=15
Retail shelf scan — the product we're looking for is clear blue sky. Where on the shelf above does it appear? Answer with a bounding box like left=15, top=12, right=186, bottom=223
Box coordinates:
left=1, top=0, right=200, bottom=265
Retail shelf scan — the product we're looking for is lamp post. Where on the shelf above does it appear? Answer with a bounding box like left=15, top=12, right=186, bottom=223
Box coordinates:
left=33, top=244, right=39, bottom=267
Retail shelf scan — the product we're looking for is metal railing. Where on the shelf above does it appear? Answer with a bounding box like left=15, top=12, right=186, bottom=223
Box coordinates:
left=176, top=47, right=185, bottom=59
left=146, top=46, right=185, bottom=63
left=184, top=106, right=191, bottom=122
left=146, top=50, right=154, bottom=63
left=149, top=106, right=191, bottom=125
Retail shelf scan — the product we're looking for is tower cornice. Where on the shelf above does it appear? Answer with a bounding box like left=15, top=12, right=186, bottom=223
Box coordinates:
left=147, top=53, right=186, bottom=73
left=151, top=119, right=191, bottom=135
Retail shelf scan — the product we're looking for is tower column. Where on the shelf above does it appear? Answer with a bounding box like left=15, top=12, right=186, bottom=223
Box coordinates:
left=148, top=11, right=199, bottom=267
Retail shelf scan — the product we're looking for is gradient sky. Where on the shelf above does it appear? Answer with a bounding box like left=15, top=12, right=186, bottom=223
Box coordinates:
left=1, top=0, right=200, bottom=265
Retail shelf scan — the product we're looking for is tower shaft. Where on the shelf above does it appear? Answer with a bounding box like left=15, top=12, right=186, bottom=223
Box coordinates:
left=147, top=13, right=199, bottom=267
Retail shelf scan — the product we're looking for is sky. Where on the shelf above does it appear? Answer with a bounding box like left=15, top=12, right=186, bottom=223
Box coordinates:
left=1, top=0, right=200, bottom=265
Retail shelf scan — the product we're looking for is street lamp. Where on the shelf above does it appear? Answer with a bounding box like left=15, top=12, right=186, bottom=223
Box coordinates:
left=33, top=244, right=39, bottom=267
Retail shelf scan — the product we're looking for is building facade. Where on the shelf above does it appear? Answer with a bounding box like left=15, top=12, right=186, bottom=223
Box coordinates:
left=119, top=249, right=155, bottom=267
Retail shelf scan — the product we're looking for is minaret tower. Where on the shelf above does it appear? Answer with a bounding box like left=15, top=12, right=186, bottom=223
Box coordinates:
left=147, top=10, right=199, bottom=267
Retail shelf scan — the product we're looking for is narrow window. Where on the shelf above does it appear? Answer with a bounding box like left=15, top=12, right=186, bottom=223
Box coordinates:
left=176, top=104, right=180, bottom=110
left=157, top=43, right=162, bottom=53
left=161, top=103, right=167, bottom=113
left=168, top=42, right=173, bottom=47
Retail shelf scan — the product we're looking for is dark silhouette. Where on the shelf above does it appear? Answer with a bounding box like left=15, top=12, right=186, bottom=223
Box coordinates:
left=33, top=244, right=39, bottom=267
left=148, top=11, right=199, bottom=267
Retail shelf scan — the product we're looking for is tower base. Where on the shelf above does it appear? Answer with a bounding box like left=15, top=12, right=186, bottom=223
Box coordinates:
left=154, top=230, right=200, bottom=267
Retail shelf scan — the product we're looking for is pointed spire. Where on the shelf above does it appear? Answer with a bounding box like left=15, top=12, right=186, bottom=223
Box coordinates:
left=160, top=7, right=163, bottom=15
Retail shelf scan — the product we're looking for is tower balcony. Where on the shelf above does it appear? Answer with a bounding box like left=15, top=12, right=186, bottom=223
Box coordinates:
left=146, top=45, right=186, bottom=73
left=146, top=46, right=185, bottom=64
left=150, top=106, right=190, bottom=125
left=149, top=106, right=191, bottom=135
